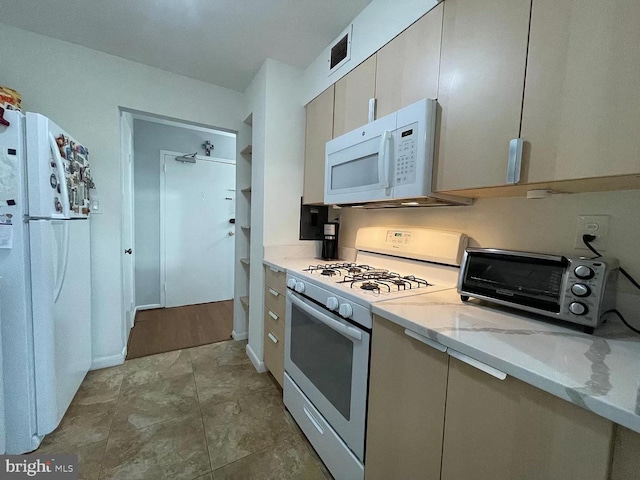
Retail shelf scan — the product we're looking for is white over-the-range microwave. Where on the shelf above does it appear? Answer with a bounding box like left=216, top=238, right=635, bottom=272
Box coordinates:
left=324, top=98, right=472, bottom=207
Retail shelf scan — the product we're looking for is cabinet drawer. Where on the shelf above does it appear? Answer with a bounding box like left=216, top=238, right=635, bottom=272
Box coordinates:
left=265, top=266, right=286, bottom=295
left=263, top=327, right=284, bottom=387
left=264, top=306, right=284, bottom=340
left=265, top=285, right=286, bottom=318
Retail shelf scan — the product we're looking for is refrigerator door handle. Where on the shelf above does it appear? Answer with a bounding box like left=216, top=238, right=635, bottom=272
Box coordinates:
left=53, top=221, right=70, bottom=303
left=48, top=133, right=70, bottom=218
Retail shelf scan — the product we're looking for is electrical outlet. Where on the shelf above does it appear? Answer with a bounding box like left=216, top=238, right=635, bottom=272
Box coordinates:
left=575, top=215, right=610, bottom=250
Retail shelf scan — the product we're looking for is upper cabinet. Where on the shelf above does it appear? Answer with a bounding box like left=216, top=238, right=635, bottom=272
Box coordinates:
left=375, top=3, right=443, bottom=118
left=303, top=86, right=334, bottom=205
left=435, top=0, right=531, bottom=192
left=333, top=55, right=377, bottom=138
left=521, top=0, right=640, bottom=184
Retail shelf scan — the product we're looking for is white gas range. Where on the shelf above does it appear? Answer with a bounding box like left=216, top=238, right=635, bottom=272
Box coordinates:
left=283, top=227, right=468, bottom=480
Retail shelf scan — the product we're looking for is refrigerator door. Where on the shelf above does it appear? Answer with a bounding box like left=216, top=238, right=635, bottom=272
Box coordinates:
left=26, top=113, right=92, bottom=219
left=29, top=219, right=91, bottom=435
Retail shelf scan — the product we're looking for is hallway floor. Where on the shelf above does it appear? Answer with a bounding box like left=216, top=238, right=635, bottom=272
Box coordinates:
left=36, top=340, right=331, bottom=480
left=126, top=300, right=234, bottom=359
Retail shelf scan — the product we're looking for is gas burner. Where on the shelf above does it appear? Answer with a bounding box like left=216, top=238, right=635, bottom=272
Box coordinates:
left=321, top=269, right=338, bottom=276
left=360, top=282, right=380, bottom=292
left=347, top=267, right=363, bottom=274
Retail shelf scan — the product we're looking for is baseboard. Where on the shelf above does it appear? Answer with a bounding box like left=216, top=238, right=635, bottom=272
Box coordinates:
left=90, top=350, right=126, bottom=370
left=232, top=330, right=248, bottom=341
left=246, top=344, right=266, bottom=373
left=136, top=304, right=161, bottom=311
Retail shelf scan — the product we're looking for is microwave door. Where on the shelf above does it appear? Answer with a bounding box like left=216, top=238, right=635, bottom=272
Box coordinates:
left=325, top=114, right=396, bottom=205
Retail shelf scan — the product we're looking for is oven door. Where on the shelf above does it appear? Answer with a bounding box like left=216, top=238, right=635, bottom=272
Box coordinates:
left=285, top=290, right=370, bottom=461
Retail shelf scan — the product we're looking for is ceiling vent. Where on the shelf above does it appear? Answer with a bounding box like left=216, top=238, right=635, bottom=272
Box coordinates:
left=329, top=24, right=353, bottom=75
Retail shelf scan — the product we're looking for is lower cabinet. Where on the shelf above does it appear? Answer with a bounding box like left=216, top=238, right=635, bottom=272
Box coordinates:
left=366, top=315, right=640, bottom=480
left=365, top=316, right=449, bottom=480
left=441, top=357, right=613, bottom=480
left=263, top=266, right=286, bottom=387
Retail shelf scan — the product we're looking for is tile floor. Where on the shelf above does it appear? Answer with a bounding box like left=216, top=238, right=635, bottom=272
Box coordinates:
left=35, top=340, right=332, bottom=480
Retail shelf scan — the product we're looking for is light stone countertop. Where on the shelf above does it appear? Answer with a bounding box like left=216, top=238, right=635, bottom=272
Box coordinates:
left=371, top=289, right=640, bottom=434
left=262, top=254, right=640, bottom=434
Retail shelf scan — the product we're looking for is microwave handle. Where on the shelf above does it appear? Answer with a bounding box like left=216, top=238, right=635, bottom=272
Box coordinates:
left=379, top=131, right=393, bottom=189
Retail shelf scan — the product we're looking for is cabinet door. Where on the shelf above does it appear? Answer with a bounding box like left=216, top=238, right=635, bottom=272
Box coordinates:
left=522, top=0, right=640, bottom=183
left=375, top=3, right=443, bottom=119
left=333, top=55, right=377, bottom=137
left=435, top=0, right=531, bottom=192
left=303, top=86, right=334, bottom=205
left=441, top=357, right=613, bottom=480
left=365, top=317, right=449, bottom=480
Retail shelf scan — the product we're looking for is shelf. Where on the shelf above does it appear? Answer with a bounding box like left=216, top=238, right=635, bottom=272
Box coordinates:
left=240, top=295, right=250, bottom=308
left=241, top=144, right=252, bottom=156
left=241, top=186, right=252, bottom=193
left=244, top=113, right=253, bottom=126
left=240, top=257, right=250, bottom=266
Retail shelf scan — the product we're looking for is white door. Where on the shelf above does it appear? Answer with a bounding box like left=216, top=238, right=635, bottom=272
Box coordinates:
left=120, top=112, right=135, bottom=332
left=29, top=219, right=91, bottom=434
left=163, top=153, right=235, bottom=308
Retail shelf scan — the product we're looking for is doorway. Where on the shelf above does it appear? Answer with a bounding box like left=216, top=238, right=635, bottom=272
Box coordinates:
left=161, top=151, right=236, bottom=307
left=121, top=112, right=237, bottom=359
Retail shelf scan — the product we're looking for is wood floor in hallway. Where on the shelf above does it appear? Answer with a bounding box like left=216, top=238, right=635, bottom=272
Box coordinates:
left=126, top=300, right=234, bottom=359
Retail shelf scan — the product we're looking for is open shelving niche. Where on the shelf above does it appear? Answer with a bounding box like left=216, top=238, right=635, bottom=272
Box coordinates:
left=233, top=112, right=253, bottom=337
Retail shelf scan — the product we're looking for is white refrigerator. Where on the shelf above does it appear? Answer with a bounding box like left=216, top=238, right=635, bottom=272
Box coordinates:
left=0, top=108, right=93, bottom=454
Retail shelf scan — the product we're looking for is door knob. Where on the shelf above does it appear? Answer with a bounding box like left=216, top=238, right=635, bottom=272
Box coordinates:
left=228, top=231, right=235, bottom=236
left=124, top=248, right=133, bottom=254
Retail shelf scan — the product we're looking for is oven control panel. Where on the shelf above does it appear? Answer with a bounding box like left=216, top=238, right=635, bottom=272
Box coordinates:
left=386, top=230, right=412, bottom=245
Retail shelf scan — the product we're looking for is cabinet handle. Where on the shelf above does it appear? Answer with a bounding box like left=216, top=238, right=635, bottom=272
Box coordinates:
left=448, top=349, right=507, bottom=380
left=506, top=138, right=523, bottom=184
left=404, top=329, right=447, bottom=353
left=268, top=332, right=278, bottom=344
left=268, top=288, right=279, bottom=297
left=303, top=405, right=325, bottom=435
left=268, top=310, right=279, bottom=321
left=368, top=98, right=376, bottom=123
left=269, top=266, right=281, bottom=273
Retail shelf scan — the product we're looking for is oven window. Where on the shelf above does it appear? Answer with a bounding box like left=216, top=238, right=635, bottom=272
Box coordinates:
left=290, top=303, right=353, bottom=420
left=331, top=154, right=379, bottom=190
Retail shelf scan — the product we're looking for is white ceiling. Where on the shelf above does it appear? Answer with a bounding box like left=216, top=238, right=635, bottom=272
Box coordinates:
left=0, top=0, right=373, bottom=92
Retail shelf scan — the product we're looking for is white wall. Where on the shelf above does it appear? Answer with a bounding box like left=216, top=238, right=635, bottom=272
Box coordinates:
left=302, top=0, right=438, bottom=104
left=0, top=23, right=246, bottom=368
left=133, top=119, right=236, bottom=307
left=244, top=59, right=306, bottom=367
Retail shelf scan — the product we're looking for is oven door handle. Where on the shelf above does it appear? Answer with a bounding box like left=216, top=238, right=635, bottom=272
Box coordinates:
left=288, top=292, right=363, bottom=341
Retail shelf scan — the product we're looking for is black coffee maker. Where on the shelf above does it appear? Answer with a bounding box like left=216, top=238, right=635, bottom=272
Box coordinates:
left=321, top=222, right=339, bottom=260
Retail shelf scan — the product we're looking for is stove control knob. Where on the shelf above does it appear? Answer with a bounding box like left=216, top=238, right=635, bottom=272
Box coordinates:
left=569, top=302, right=588, bottom=316
left=571, top=283, right=591, bottom=297
left=339, top=303, right=353, bottom=318
left=574, top=265, right=595, bottom=279
left=286, top=278, right=297, bottom=290
left=326, top=297, right=339, bottom=311
left=294, top=281, right=305, bottom=294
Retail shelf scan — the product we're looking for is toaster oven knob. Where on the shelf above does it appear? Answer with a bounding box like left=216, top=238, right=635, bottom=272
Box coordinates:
left=286, top=278, right=297, bottom=290
left=294, top=281, right=305, bottom=294
left=338, top=303, right=353, bottom=318
left=569, top=302, right=588, bottom=316
left=574, top=265, right=595, bottom=279
left=570, top=283, right=591, bottom=297
left=326, top=297, right=339, bottom=311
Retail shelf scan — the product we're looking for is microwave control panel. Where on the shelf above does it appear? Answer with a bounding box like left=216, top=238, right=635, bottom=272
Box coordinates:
left=394, top=122, right=418, bottom=186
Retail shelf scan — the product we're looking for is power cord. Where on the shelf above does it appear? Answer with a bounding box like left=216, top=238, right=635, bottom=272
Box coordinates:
left=582, top=234, right=640, bottom=334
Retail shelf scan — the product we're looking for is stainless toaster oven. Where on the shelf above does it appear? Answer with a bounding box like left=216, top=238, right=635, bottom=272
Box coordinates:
left=458, top=248, right=619, bottom=332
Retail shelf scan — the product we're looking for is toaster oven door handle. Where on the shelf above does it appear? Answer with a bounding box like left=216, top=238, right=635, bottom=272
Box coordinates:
left=288, top=292, right=363, bottom=341
left=448, top=349, right=507, bottom=380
